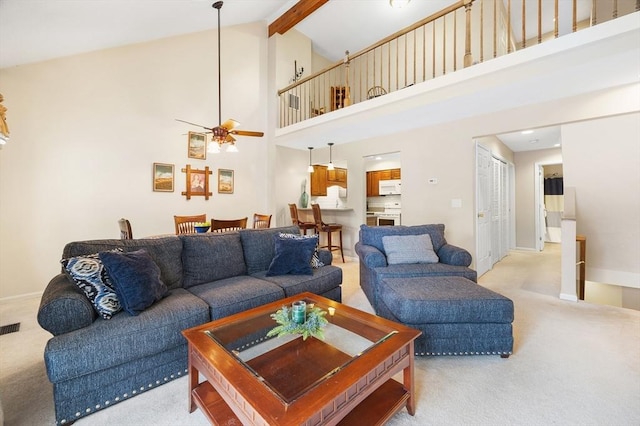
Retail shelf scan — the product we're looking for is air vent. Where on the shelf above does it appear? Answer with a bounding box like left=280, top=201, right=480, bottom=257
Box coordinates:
left=0, top=322, right=20, bottom=335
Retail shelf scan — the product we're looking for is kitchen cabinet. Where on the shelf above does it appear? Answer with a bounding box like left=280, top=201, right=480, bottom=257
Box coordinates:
left=366, top=215, right=377, bottom=226
left=366, top=171, right=380, bottom=197
left=366, top=168, right=401, bottom=197
left=310, top=165, right=328, bottom=196
left=327, top=167, right=347, bottom=188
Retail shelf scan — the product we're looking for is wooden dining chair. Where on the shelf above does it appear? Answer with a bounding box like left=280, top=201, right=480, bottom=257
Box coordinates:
left=118, top=218, right=133, bottom=240
left=311, top=204, right=344, bottom=262
left=252, top=213, right=272, bottom=229
left=174, top=214, right=207, bottom=234
left=211, top=217, right=248, bottom=233
left=288, top=203, right=316, bottom=235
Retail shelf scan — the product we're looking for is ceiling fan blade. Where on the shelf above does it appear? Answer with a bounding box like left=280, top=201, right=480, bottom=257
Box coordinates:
left=175, top=119, right=211, bottom=130
left=226, top=134, right=236, bottom=143
left=220, top=119, right=240, bottom=131
left=231, top=130, right=264, bottom=137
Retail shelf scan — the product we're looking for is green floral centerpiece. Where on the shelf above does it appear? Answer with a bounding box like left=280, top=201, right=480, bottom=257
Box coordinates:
left=267, top=304, right=329, bottom=341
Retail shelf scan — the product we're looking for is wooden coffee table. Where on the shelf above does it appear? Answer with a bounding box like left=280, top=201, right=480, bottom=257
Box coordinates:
left=182, top=292, right=421, bottom=425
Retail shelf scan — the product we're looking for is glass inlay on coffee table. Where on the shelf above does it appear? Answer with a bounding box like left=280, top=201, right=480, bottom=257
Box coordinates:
left=182, top=292, right=421, bottom=426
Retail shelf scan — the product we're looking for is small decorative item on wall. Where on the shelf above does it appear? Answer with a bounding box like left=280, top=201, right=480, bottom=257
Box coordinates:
left=181, top=164, right=212, bottom=200
left=218, top=169, right=234, bottom=194
left=153, top=163, right=174, bottom=192
left=188, top=131, right=207, bottom=160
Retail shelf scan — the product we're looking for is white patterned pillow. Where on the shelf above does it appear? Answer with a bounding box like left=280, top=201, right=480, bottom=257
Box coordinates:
left=61, top=250, right=123, bottom=319
left=382, top=234, right=439, bottom=265
left=278, top=233, right=325, bottom=268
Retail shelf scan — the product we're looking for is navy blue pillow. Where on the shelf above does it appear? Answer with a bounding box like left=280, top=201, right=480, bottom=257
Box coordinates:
left=99, top=249, right=168, bottom=316
left=266, top=234, right=317, bottom=276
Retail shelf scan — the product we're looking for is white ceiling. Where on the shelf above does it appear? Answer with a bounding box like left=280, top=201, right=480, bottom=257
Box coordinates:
left=0, top=1, right=635, bottom=153
left=0, top=0, right=454, bottom=68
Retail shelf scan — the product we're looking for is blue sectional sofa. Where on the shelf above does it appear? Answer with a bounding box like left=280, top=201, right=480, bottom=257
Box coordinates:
left=37, top=226, right=342, bottom=425
left=355, top=224, right=513, bottom=357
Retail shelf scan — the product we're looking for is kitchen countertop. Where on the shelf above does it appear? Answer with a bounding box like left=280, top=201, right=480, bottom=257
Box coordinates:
left=298, top=207, right=353, bottom=211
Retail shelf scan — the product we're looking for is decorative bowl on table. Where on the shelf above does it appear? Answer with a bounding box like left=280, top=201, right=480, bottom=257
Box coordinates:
left=194, top=222, right=210, bottom=233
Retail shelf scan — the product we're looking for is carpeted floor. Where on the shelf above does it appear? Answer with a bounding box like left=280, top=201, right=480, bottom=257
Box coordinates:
left=1, top=245, right=639, bottom=425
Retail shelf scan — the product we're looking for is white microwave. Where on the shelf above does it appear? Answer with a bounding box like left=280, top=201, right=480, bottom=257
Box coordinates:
left=379, top=179, right=401, bottom=195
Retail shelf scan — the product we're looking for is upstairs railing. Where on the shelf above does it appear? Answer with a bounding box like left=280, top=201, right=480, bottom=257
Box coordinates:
left=277, top=0, right=638, bottom=128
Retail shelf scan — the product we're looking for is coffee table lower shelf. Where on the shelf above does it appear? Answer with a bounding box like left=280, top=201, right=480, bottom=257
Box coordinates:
left=192, top=378, right=410, bottom=426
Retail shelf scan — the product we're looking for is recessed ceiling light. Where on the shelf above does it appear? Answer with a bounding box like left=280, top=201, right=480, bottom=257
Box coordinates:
left=521, top=130, right=534, bottom=135
left=375, top=156, right=382, bottom=160
left=554, top=143, right=561, bottom=147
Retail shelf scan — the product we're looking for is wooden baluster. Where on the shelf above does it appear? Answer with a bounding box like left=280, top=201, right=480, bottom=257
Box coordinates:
left=464, top=0, right=473, bottom=67
left=522, top=0, right=526, bottom=48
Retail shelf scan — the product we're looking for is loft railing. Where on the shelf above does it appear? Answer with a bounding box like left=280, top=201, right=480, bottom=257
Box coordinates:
left=277, top=0, right=638, bottom=128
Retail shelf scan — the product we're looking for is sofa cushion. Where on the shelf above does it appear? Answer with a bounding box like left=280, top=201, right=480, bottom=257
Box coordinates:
left=257, top=265, right=343, bottom=298
left=187, top=276, right=284, bottom=321
left=44, top=288, right=210, bottom=383
left=382, top=234, right=439, bottom=265
left=62, top=237, right=184, bottom=290
left=278, top=232, right=325, bottom=268
left=378, top=276, right=514, bottom=324
left=180, top=233, right=247, bottom=289
left=359, top=224, right=447, bottom=254
left=61, top=251, right=122, bottom=319
left=239, top=226, right=300, bottom=274
left=99, top=249, right=168, bottom=316
left=266, top=234, right=318, bottom=276
left=374, top=262, right=478, bottom=283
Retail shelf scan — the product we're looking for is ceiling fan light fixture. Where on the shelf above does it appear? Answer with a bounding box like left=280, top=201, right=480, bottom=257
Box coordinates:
left=208, top=141, right=221, bottom=153
left=226, top=142, right=239, bottom=153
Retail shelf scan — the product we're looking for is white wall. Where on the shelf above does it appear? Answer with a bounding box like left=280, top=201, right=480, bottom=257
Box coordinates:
left=0, top=23, right=270, bottom=299
left=562, top=113, right=640, bottom=289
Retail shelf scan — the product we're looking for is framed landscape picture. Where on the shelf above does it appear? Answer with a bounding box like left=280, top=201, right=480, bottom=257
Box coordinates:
left=218, top=169, right=234, bottom=194
left=153, top=163, right=174, bottom=192
left=188, top=131, right=206, bottom=160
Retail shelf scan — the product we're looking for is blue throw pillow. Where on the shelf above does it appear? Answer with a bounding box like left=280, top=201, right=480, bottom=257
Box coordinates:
left=266, top=234, right=318, bottom=276
left=61, top=250, right=122, bottom=320
left=277, top=232, right=325, bottom=268
left=99, top=249, right=168, bottom=316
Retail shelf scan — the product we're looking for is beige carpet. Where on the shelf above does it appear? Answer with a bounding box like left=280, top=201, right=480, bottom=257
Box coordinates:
left=1, top=246, right=639, bottom=425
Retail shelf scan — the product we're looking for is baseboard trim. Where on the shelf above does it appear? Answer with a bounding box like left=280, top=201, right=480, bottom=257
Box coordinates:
left=559, top=293, right=578, bottom=302
left=0, top=291, right=43, bottom=304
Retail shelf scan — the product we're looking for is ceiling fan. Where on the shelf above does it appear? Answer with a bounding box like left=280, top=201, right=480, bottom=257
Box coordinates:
left=176, top=1, right=263, bottom=153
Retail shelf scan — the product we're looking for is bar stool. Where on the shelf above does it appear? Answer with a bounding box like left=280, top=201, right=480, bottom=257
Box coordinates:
left=311, top=204, right=344, bottom=262
left=288, top=203, right=316, bottom=235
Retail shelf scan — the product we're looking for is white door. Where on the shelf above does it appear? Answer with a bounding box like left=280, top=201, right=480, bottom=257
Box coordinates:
left=535, top=164, right=546, bottom=251
left=491, top=157, right=502, bottom=266
left=476, top=144, right=492, bottom=276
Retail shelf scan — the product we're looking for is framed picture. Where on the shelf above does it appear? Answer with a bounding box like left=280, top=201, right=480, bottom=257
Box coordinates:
left=153, top=163, right=174, bottom=192
left=218, top=169, right=234, bottom=194
left=188, top=131, right=207, bottom=160
left=181, top=165, right=212, bottom=200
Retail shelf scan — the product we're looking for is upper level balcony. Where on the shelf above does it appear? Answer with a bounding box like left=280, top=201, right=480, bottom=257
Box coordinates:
left=273, top=0, right=639, bottom=147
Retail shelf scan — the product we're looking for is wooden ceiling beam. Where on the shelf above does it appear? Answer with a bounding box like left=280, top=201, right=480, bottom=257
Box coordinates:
left=268, top=0, right=329, bottom=37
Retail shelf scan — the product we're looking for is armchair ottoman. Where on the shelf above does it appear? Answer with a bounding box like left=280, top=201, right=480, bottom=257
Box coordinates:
left=376, top=276, right=514, bottom=357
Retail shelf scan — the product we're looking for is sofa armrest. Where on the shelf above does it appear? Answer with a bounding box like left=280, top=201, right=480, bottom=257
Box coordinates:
left=317, top=249, right=333, bottom=266
left=38, top=273, right=97, bottom=336
left=355, top=242, right=387, bottom=268
left=437, top=244, right=472, bottom=267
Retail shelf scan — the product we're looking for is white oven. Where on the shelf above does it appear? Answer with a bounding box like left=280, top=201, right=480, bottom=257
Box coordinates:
left=377, top=202, right=401, bottom=226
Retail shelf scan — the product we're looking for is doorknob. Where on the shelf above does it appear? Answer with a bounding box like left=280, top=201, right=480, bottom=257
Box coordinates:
left=478, top=213, right=485, bottom=218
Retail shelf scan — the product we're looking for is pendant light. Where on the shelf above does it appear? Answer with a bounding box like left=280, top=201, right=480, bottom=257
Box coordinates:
left=307, top=147, right=314, bottom=173
left=327, top=142, right=335, bottom=170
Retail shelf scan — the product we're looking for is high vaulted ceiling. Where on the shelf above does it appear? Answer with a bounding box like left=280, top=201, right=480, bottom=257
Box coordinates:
left=0, top=0, right=454, bottom=69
